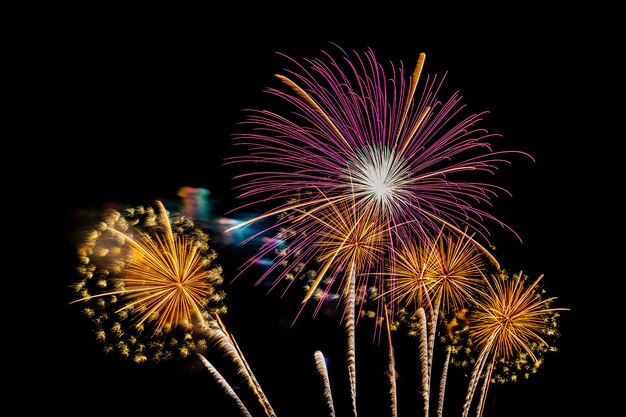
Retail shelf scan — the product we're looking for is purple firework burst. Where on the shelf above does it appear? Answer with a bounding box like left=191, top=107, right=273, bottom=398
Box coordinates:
left=224, top=46, right=532, bottom=314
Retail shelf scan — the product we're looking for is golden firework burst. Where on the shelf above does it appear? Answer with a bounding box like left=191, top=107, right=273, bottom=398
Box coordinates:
left=470, top=270, right=564, bottom=363
left=71, top=200, right=225, bottom=362
left=384, top=229, right=487, bottom=315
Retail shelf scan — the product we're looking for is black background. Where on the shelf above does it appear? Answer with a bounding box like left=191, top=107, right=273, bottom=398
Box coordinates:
left=24, top=4, right=616, bottom=417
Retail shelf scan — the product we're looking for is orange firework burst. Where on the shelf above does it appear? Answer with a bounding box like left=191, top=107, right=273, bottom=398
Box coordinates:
left=471, top=271, right=563, bottom=363
left=308, top=200, right=390, bottom=307
left=259, top=191, right=392, bottom=319
left=71, top=200, right=225, bottom=362
left=385, top=229, right=487, bottom=316
left=426, top=230, right=487, bottom=314
left=459, top=270, right=567, bottom=417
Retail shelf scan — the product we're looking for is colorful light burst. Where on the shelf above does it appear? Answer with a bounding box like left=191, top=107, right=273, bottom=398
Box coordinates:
left=225, top=46, right=532, bottom=309
left=71, top=200, right=226, bottom=362
left=471, top=270, right=565, bottom=364
left=458, top=270, right=567, bottom=417
left=385, top=229, right=487, bottom=315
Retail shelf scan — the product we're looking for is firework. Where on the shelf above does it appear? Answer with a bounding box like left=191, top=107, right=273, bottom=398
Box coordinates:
left=70, top=201, right=279, bottom=416
left=472, top=271, right=560, bottom=361
left=303, top=197, right=392, bottom=315
left=226, top=47, right=531, bottom=280
left=70, top=200, right=226, bottom=362
left=219, top=45, right=561, bottom=417
left=422, top=229, right=487, bottom=315
left=381, top=229, right=487, bottom=322
left=460, top=270, right=567, bottom=417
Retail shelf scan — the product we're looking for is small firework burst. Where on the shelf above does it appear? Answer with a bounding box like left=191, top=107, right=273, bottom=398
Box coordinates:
left=384, top=229, right=488, bottom=317
left=471, top=270, right=564, bottom=367
left=298, top=197, right=392, bottom=317
left=71, top=200, right=226, bottom=363
left=449, top=269, right=568, bottom=417
left=443, top=270, right=564, bottom=380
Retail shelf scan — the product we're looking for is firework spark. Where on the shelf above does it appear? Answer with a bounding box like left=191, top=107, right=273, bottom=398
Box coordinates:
left=426, top=230, right=487, bottom=314
left=306, top=198, right=391, bottom=312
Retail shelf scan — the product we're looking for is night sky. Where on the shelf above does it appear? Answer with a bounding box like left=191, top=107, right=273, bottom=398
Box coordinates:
left=35, top=5, right=614, bottom=417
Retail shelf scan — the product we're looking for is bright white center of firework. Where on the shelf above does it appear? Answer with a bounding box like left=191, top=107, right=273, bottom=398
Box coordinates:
left=367, top=167, right=392, bottom=198
left=351, top=146, right=409, bottom=207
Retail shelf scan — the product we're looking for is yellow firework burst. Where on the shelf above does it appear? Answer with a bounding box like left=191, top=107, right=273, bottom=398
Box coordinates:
left=314, top=203, right=389, bottom=285
left=385, top=237, right=435, bottom=309
left=282, top=194, right=391, bottom=314
left=385, top=229, right=487, bottom=314
left=71, top=200, right=225, bottom=362
left=426, top=230, right=487, bottom=314
left=458, top=270, right=567, bottom=417
left=470, top=270, right=565, bottom=363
